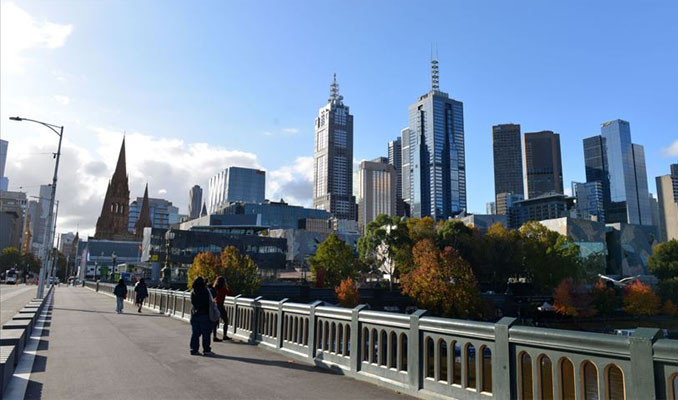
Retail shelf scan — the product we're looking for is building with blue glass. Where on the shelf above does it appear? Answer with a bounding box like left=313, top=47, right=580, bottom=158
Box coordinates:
left=208, top=167, right=265, bottom=214
left=128, top=197, right=180, bottom=232
left=402, top=59, right=466, bottom=220
left=572, top=181, right=605, bottom=222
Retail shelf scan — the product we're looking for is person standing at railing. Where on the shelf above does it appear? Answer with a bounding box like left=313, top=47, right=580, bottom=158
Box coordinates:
left=113, top=279, right=127, bottom=314
left=134, top=278, right=148, bottom=313
left=212, top=277, right=231, bottom=342
left=190, top=277, right=215, bottom=356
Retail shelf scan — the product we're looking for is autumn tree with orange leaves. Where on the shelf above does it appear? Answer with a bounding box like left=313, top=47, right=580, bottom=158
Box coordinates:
left=553, top=278, right=596, bottom=317
left=335, top=277, right=360, bottom=308
left=623, top=280, right=660, bottom=316
left=401, top=239, right=481, bottom=318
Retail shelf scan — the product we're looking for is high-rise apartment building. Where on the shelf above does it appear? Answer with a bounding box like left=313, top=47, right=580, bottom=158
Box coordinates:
left=313, top=74, right=356, bottom=220
left=0, top=139, right=8, bottom=191
left=188, top=185, right=203, bottom=219
left=656, top=163, right=678, bottom=241
left=496, top=192, right=524, bottom=216
left=523, top=131, right=563, bottom=199
left=583, top=119, right=652, bottom=225
left=358, top=157, right=397, bottom=230
left=492, top=124, right=524, bottom=198
left=208, top=167, right=265, bottom=213
left=402, top=59, right=466, bottom=220
left=388, top=137, right=405, bottom=216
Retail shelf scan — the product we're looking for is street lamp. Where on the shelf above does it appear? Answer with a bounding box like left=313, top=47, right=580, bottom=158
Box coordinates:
left=10, top=116, right=63, bottom=299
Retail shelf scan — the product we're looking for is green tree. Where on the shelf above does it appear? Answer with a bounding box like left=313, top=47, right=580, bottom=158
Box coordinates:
left=21, top=253, right=42, bottom=274
left=187, top=251, right=223, bottom=289
left=581, top=252, right=606, bottom=281
left=436, top=219, right=476, bottom=262
left=648, top=239, right=678, bottom=281
left=519, top=222, right=582, bottom=293
left=0, top=247, right=22, bottom=270
left=592, top=278, right=620, bottom=316
left=220, top=246, right=260, bottom=296
left=406, top=217, right=436, bottom=243
left=475, top=223, right=523, bottom=291
left=357, top=214, right=410, bottom=289
left=309, top=233, right=358, bottom=288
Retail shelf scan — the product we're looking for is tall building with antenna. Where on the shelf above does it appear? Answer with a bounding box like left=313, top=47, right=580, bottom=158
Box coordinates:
left=313, top=74, right=356, bottom=220
left=402, top=57, right=466, bottom=220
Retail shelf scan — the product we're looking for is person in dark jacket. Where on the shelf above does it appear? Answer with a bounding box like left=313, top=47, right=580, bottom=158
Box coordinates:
left=134, top=278, right=148, bottom=313
left=190, top=277, right=214, bottom=356
left=212, top=277, right=231, bottom=341
left=113, top=279, right=127, bottom=314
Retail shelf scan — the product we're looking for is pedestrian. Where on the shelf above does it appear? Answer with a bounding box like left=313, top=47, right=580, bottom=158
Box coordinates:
left=190, top=277, right=214, bottom=356
left=134, top=278, right=148, bottom=313
left=212, top=277, right=231, bottom=341
left=113, top=278, right=127, bottom=314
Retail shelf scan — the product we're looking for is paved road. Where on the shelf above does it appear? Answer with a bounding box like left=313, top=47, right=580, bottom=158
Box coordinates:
left=22, top=287, right=411, bottom=399
left=0, top=284, right=37, bottom=325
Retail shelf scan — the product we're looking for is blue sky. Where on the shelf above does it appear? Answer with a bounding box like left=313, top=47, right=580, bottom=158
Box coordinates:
left=1, top=1, right=677, bottom=235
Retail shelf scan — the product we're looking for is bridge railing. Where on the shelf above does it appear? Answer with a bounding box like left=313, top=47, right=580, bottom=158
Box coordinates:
left=89, top=282, right=678, bottom=400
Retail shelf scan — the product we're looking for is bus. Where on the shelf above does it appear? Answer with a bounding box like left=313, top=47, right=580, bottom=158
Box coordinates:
left=4, top=269, right=18, bottom=284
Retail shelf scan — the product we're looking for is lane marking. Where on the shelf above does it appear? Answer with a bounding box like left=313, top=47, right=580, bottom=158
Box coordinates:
left=3, top=290, right=53, bottom=400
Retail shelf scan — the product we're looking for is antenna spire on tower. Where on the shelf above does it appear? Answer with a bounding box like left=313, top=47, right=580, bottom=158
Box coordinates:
left=329, top=73, right=343, bottom=104
left=431, top=44, right=439, bottom=91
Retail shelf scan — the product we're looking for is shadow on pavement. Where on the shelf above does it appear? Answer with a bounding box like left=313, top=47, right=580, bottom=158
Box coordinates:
left=24, top=380, right=43, bottom=399
left=204, top=354, right=340, bottom=375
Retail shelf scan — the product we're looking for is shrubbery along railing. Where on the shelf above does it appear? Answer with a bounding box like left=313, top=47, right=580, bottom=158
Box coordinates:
left=86, top=281, right=678, bottom=400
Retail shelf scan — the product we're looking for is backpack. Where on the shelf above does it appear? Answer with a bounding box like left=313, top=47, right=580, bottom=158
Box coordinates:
left=207, top=289, right=220, bottom=323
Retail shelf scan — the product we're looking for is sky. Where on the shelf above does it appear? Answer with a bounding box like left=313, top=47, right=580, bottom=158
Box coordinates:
left=1, top=0, right=677, bottom=237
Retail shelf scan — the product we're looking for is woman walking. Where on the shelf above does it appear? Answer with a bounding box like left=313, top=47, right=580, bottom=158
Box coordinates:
left=113, top=279, right=127, bottom=314
left=212, top=277, right=231, bottom=341
left=134, top=278, right=148, bottom=313
left=190, top=277, right=214, bottom=356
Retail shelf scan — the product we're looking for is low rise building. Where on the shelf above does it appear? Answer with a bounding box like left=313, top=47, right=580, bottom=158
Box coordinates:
left=508, top=193, right=575, bottom=229
left=458, top=213, right=507, bottom=233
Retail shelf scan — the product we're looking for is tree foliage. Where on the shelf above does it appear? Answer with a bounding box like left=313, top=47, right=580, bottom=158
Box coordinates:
left=335, top=277, right=360, bottom=308
left=622, top=280, right=660, bottom=316
left=648, top=239, right=678, bottom=281
left=662, top=299, right=678, bottom=316
left=592, top=278, right=620, bottom=316
left=553, top=278, right=596, bottom=317
left=187, top=251, right=223, bottom=290
left=220, top=246, right=260, bottom=296
left=401, top=239, right=481, bottom=318
left=309, top=233, right=358, bottom=288
left=475, top=223, right=523, bottom=290
left=357, top=214, right=410, bottom=288
left=0, top=247, right=22, bottom=270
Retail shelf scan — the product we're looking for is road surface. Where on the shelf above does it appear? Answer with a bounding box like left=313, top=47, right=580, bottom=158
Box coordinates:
left=0, top=284, right=36, bottom=325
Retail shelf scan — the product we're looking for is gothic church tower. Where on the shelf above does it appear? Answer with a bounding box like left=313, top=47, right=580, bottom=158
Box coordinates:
left=95, top=138, right=133, bottom=240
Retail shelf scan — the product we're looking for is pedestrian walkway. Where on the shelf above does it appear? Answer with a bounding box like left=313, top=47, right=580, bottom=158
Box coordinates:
left=17, top=287, right=411, bottom=399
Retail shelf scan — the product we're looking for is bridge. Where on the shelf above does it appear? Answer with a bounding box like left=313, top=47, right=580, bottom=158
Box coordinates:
left=2, top=283, right=677, bottom=400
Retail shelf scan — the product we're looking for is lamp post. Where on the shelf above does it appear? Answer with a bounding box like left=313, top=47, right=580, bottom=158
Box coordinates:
left=10, top=116, right=63, bottom=299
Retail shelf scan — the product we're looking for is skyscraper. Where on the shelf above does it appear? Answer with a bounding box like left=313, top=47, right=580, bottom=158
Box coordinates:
left=358, top=157, right=397, bottom=230
left=573, top=181, right=605, bottom=221
left=387, top=137, right=405, bottom=216
left=656, top=163, right=678, bottom=241
left=313, top=74, right=356, bottom=220
left=95, top=138, right=133, bottom=240
left=128, top=194, right=180, bottom=232
left=588, top=119, right=652, bottom=225
left=492, top=124, right=524, bottom=200
left=402, top=59, right=466, bottom=220
left=188, top=185, right=203, bottom=219
left=208, top=167, right=265, bottom=213
left=523, top=131, right=563, bottom=199
left=0, top=139, right=8, bottom=191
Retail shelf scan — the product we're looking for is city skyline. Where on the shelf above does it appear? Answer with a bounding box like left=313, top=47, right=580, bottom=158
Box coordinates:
left=1, top=1, right=677, bottom=236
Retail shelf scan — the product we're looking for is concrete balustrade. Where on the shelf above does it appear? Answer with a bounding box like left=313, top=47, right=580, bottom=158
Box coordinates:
left=88, top=282, right=678, bottom=400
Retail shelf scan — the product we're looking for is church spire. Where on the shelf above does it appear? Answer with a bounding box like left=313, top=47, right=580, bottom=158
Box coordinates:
left=95, top=136, right=132, bottom=240
left=113, top=137, right=127, bottom=179
left=134, top=183, right=152, bottom=239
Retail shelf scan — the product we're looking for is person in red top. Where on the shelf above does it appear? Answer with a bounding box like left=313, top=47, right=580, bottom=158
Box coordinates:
left=212, top=277, right=232, bottom=341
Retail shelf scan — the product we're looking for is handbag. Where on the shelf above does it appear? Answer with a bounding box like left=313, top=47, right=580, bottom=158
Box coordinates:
left=207, top=290, right=220, bottom=323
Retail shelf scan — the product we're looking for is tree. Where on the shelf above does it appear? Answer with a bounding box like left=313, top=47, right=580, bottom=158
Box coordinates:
left=357, top=214, right=410, bottom=289
left=662, top=300, right=678, bottom=316
left=335, top=277, right=360, bottom=308
left=475, top=223, right=523, bottom=291
left=187, top=251, right=223, bottom=289
left=553, top=278, right=596, bottom=317
left=581, top=252, right=606, bottom=281
left=519, top=222, right=583, bottom=293
left=309, top=233, right=358, bottom=288
left=592, top=278, right=620, bottom=316
left=623, top=280, right=660, bottom=316
left=401, top=239, right=482, bottom=318
left=648, top=240, right=678, bottom=281
left=0, top=247, right=22, bottom=270
left=220, top=246, right=260, bottom=296
left=406, top=217, right=436, bottom=243
left=658, top=277, right=678, bottom=304
left=21, top=253, right=41, bottom=274
left=436, top=220, right=476, bottom=262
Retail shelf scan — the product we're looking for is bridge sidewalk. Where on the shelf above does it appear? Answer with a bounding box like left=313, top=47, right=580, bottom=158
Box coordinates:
left=25, top=287, right=410, bottom=399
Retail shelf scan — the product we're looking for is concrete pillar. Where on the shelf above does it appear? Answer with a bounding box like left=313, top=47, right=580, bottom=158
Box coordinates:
left=629, top=327, right=660, bottom=400
left=349, top=304, right=368, bottom=372
left=232, top=295, right=241, bottom=335
left=307, top=301, right=323, bottom=359
left=407, top=309, right=427, bottom=389
left=493, top=317, right=516, bottom=400
left=276, top=298, right=288, bottom=349
left=252, top=296, right=263, bottom=343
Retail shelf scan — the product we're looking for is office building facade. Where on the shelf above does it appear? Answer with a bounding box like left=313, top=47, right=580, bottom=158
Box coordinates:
left=208, top=167, right=265, bottom=213
left=313, top=74, right=356, bottom=220
left=492, top=124, right=524, bottom=202
left=358, top=158, right=397, bottom=230
left=403, top=60, right=466, bottom=220
left=388, top=137, right=405, bottom=216
left=496, top=192, right=524, bottom=216
left=524, top=131, right=563, bottom=199
left=656, top=163, right=678, bottom=241
left=573, top=181, right=605, bottom=222
left=0, top=139, right=8, bottom=191
left=188, top=185, right=203, bottom=219
left=508, top=193, right=575, bottom=229
left=128, top=196, right=180, bottom=232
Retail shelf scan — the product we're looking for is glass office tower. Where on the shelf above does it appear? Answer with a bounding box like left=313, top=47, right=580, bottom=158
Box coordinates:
left=523, top=130, right=564, bottom=199
left=492, top=124, right=524, bottom=212
left=403, top=60, right=466, bottom=220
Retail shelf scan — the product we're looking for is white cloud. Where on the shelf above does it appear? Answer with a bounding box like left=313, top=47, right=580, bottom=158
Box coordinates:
left=53, top=95, right=70, bottom=105
left=663, top=139, right=678, bottom=157
left=1, top=2, right=73, bottom=74
left=262, top=128, right=301, bottom=137
left=157, top=189, right=167, bottom=195
left=282, top=128, right=299, bottom=135
left=267, top=156, right=314, bottom=206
